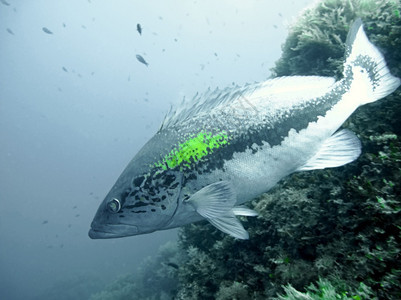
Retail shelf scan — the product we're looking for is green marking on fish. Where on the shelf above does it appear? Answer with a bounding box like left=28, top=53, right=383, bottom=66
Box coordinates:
left=154, top=131, right=229, bottom=170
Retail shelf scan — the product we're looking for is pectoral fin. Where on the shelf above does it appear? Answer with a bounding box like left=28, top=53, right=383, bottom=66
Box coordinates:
left=185, top=181, right=257, bottom=239
left=297, top=129, right=361, bottom=171
left=185, top=181, right=236, bottom=218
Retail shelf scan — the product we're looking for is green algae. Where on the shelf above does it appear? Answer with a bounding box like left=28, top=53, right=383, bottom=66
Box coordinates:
left=154, top=131, right=229, bottom=171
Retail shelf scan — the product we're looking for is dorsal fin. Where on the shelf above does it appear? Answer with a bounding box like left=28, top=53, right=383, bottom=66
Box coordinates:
left=158, top=83, right=258, bottom=132
left=158, top=76, right=336, bottom=132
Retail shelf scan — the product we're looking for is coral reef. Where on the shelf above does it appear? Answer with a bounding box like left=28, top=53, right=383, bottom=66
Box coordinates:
left=89, top=241, right=181, bottom=300
left=272, top=0, right=401, bottom=80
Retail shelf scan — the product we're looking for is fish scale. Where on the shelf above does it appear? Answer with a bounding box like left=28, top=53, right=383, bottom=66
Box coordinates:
left=89, top=19, right=400, bottom=240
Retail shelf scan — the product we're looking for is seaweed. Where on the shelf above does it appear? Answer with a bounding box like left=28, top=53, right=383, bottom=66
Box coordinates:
left=277, top=278, right=375, bottom=300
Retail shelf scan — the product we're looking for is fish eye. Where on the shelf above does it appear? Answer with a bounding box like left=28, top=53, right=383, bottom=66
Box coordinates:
left=107, top=198, right=121, bottom=213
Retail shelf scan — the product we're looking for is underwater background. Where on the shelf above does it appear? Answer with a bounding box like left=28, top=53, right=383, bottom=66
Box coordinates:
left=1, top=0, right=400, bottom=299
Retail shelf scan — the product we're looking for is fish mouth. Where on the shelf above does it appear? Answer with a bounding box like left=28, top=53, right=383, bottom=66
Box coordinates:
left=88, top=223, right=139, bottom=239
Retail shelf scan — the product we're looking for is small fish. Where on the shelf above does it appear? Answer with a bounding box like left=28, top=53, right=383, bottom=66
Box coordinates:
left=89, top=19, right=400, bottom=240
left=136, top=54, right=149, bottom=67
left=42, top=27, right=53, bottom=34
left=137, top=23, right=142, bottom=35
left=42, top=220, right=48, bottom=224
left=62, top=67, right=68, bottom=72
left=164, top=262, right=179, bottom=269
left=6, top=28, right=14, bottom=35
left=0, top=0, right=10, bottom=6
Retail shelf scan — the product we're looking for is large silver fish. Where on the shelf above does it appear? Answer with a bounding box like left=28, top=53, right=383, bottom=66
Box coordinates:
left=89, top=20, right=400, bottom=240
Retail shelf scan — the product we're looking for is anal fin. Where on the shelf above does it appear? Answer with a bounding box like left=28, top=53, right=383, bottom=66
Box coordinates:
left=208, top=212, right=250, bottom=239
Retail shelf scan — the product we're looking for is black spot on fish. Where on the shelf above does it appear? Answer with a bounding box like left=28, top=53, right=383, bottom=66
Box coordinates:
left=161, top=205, right=166, bottom=210
left=161, top=195, right=166, bottom=200
left=170, top=182, right=179, bottom=189
left=186, top=173, right=197, bottom=181
left=163, top=174, right=176, bottom=186
left=133, top=176, right=145, bottom=187
left=151, top=208, right=156, bottom=212
left=119, top=215, right=125, bottom=218
left=120, top=189, right=130, bottom=204
left=131, top=210, right=146, bottom=214
left=153, top=171, right=163, bottom=180
left=126, top=202, right=149, bottom=209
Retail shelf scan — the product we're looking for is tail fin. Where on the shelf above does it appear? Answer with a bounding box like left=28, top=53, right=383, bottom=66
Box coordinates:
left=344, top=18, right=400, bottom=104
